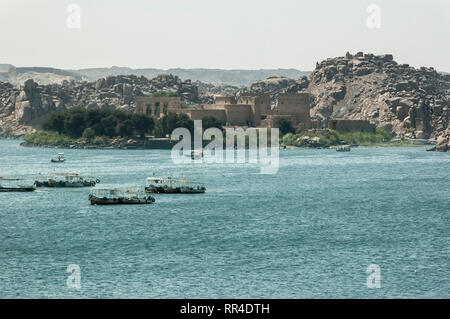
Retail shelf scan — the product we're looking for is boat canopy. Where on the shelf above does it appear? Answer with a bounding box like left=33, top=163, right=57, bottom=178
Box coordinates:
left=0, top=177, right=23, bottom=181
left=36, top=173, right=96, bottom=182
left=0, top=177, right=33, bottom=187
left=146, top=177, right=204, bottom=185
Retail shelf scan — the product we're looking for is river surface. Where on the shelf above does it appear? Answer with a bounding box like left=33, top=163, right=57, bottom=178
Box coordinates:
left=0, top=140, right=448, bottom=298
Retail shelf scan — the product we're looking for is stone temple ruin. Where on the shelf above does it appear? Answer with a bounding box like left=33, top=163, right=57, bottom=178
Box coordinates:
left=135, top=93, right=312, bottom=129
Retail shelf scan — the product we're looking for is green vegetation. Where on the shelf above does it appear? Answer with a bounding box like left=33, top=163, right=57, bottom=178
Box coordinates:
left=38, top=107, right=196, bottom=141
left=24, top=131, right=72, bottom=145
left=41, top=107, right=155, bottom=138
left=25, top=106, right=394, bottom=149
left=273, top=118, right=295, bottom=136
left=202, top=116, right=224, bottom=131
left=282, top=128, right=392, bottom=147
left=25, top=108, right=229, bottom=145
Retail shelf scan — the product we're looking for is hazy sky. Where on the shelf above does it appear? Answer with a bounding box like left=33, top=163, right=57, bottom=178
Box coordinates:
left=1, top=0, right=449, bottom=71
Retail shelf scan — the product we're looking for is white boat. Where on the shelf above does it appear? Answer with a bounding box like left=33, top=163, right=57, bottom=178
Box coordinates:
left=51, top=153, right=65, bottom=163
left=185, top=150, right=203, bottom=159
left=0, top=177, right=36, bottom=192
left=89, top=188, right=155, bottom=205
left=145, top=177, right=206, bottom=194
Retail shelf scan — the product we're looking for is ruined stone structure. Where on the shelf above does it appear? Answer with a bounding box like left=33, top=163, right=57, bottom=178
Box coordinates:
left=134, top=96, right=181, bottom=117
left=261, top=93, right=312, bottom=130
left=134, top=93, right=312, bottom=129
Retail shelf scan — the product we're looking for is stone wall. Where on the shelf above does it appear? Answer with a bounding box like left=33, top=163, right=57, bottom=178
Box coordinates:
left=134, top=93, right=311, bottom=129
left=224, top=105, right=252, bottom=126
left=237, top=94, right=271, bottom=126
left=180, top=109, right=227, bottom=123
left=214, top=96, right=237, bottom=105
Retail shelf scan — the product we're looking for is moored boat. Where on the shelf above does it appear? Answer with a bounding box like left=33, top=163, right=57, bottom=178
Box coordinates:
left=89, top=188, right=155, bottom=205
left=185, top=149, right=203, bottom=160
left=0, top=177, right=36, bottom=192
left=35, top=173, right=99, bottom=187
left=145, top=177, right=206, bottom=194
left=336, top=145, right=351, bottom=152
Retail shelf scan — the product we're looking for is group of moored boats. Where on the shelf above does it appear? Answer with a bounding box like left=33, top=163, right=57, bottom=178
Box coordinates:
left=1, top=172, right=206, bottom=206
left=89, top=177, right=206, bottom=205
left=2, top=152, right=206, bottom=204
left=0, top=173, right=99, bottom=192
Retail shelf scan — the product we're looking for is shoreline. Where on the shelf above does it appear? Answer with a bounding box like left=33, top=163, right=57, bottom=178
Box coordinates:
left=17, top=139, right=428, bottom=150
left=19, top=138, right=178, bottom=150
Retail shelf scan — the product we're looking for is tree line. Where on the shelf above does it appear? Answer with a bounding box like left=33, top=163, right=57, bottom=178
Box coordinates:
left=41, top=107, right=224, bottom=139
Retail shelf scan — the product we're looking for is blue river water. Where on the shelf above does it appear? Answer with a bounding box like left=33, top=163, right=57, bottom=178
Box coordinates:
left=0, top=140, right=448, bottom=298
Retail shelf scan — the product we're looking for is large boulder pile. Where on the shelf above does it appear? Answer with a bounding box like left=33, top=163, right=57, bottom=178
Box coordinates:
left=0, top=74, right=201, bottom=135
left=432, top=129, right=450, bottom=152
left=241, top=76, right=309, bottom=101
left=306, top=52, right=449, bottom=139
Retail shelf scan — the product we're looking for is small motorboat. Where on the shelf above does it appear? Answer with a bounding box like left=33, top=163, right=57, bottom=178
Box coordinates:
left=51, top=153, right=66, bottom=163
left=185, top=150, right=203, bottom=160
left=336, top=145, right=351, bottom=152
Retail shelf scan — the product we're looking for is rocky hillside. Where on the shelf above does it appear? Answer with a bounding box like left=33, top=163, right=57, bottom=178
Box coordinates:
left=0, top=74, right=201, bottom=137
left=240, top=76, right=310, bottom=101
left=244, top=52, right=449, bottom=140
left=1, top=52, right=449, bottom=142
left=306, top=52, right=449, bottom=139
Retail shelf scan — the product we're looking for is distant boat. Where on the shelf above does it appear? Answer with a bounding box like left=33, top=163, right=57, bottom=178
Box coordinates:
left=145, top=177, right=206, bottom=194
left=336, top=145, right=351, bottom=152
left=51, top=153, right=65, bottom=163
left=89, top=188, right=155, bottom=205
left=0, top=177, right=36, bottom=192
left=185, top=150, right=203, bottom=160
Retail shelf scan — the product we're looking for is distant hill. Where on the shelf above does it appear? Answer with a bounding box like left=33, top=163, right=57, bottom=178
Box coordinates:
left=0, top=64, right=309, bottom=86
left=0, top=65, right=82, bottom=85
left=75, top=67, right=310, bottom=86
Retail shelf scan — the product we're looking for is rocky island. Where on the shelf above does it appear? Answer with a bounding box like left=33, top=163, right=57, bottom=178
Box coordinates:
left=0, top=52, right=449, bottom=151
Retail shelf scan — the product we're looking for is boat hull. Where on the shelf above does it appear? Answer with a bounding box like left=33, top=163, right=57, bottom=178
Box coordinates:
left=180, top=189, right=206, bottom=194
left=145, top=187, right=205, bottom=194
left=0, top=187, right=35, bottom=192
left=90, top=197, right=155, bottom=205
left=36, top=181, right=96, bottom=188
